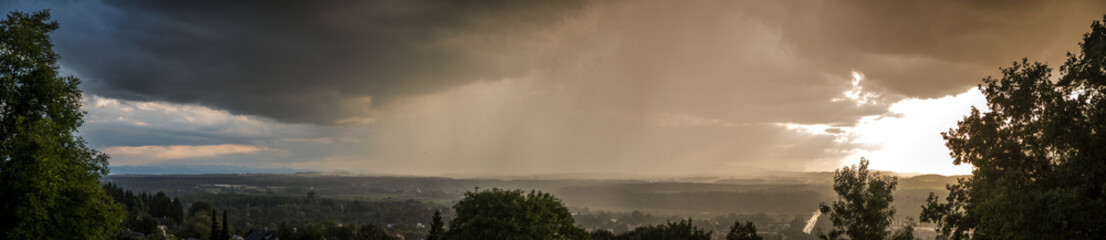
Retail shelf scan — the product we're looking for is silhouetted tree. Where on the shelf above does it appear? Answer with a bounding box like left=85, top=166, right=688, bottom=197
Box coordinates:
left=210, top=209, right=220, bottom=240
left=0, top=10, right=124, bottom=239
left=171, top=197, right=184, bottom=224
left=614, top=218, right=711, bottom=240
left=819, top=158, right=907, bottom=240
left=221, top=210, right=229, bottom=239
left=781, top=216, right=815, bottom=240
left=727, top=221, right=762, bottom=240
left=443, top=188, right=586, bottom=240
left=589, top=229, right=615, bottom=240
left=921, top=15, right=1106, bottom=240
left=359, top=223, right=398, bottom=240
left=427, top=210, right=444, bottom=240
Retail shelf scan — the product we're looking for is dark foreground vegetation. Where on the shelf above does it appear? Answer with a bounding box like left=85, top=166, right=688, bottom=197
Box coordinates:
left=2, top=8, right=1106, bottom=240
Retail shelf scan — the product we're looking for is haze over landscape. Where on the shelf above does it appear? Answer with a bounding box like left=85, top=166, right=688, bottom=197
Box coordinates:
left=5, top=1, right=1106, bottom=240
left=5, top=0, right=1104, bottom=176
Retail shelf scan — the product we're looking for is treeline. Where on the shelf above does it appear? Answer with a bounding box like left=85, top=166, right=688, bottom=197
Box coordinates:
left=276, top=221, right=398, bottom=240
left=559, top=187, right=822, bottom=214
left=103, top=183, right=184, bottom=236
left=424, top=188, right=764, bottom=240
left=191, top=192, right=435, bottom=239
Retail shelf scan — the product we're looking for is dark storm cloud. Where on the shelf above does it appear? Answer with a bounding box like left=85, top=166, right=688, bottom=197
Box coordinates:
left=6, top=0, right=589, bottom=124
left=4, top=0, right=1104, bottom=174
left=773, top=0, right=1106, bottom=97
left=5, top=0, right=1101, bottom=124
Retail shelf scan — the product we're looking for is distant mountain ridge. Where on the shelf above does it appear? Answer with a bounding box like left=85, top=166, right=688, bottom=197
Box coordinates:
left=109, top=165, right=307, bottom=175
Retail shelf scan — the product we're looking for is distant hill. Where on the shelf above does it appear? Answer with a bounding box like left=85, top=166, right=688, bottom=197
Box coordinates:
left=109, top=165, right=306, bottom=175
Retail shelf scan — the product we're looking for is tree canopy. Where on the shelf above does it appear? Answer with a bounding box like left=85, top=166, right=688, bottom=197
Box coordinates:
left=611, top=219, right=711, bottom=240
left=0, top=10, right=123, bottom=239
left=726, top=221, right=762, bottom=240
left=427, top=210, right=444, bottom=240
left=443, top=188, right=586, bottom=240
left=819, top=158, right=912, bottom=240
left=921, top=15, right=1106, bottom=239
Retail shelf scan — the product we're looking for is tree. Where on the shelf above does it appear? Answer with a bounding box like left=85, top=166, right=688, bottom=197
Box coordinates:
left=780, top=216, right=815, bottom=240
left=188, top=201, right=215, bottom=218
left=921, top=15, right=1106, bottom=240
left=589, top=229, right=615, bottom=240
left=210, top=209, right=220, bottom=240
left=176, top=209, right=212, bottom=239
left=726, top=221, right=762, bottom=240
left=427, top=210, right=445, bottom=240
left=0, top=10, right=124, bottom=239
left=614, top=218, right=711, bottom=240
left=819, top=158, right=904, bottom=240
left=359, top=223, right=398, bottom=240
left=221, top=210, right=230, bottom=239
left=443, top=188, right=586, bottom=240
left=171, top=197, right=184, bottom=224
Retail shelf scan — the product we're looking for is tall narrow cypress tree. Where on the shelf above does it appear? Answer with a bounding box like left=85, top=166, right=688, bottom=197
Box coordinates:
left=209, top=209, right=219, bottom=240
left=427, top=210, right=444, bottom=240
left=221, top=210, right=229, bottom=239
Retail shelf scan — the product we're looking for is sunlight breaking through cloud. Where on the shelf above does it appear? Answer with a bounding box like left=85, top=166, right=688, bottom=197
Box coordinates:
left=783, top=87, right=987, bottom=175
left=833, top=71, right=881, bottom=106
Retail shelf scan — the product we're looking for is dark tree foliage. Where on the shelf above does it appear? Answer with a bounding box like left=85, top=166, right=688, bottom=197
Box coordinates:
left=221, top=210, right=230, bottom=239
left=614, top=219, right=711, bottom=240
left=103, top=182, right=185, bottom=232
left=427, top=210, right=445, bottom=240
left=589, top=229, right=615, bottom=240
left=176, top=201, right=214, bottom=239
left=0, top=10, right=123, bottom=239
left=359, top=223, right=399, bottom=240
left=171, top=197, right=184, bottom=223
left=277, top=221, right=398, bottom=240
left=819, top=158, right=908, bottom=240
left=210, top=209, right=220, bottom=240
left=780, top=216, right=815, bottom=240
left=921, top=15, right=1106, bottom=240
left=443, top=188, right=587, bottom=240
left=726, top=221, right=762, bottom=240
left=188, top=201, right=215, bottom=218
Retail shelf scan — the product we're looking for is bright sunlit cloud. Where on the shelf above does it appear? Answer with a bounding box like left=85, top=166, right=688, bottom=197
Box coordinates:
left=844, top=87, right=986, bottom=175
left=102, top=144, right=272, bottom=165
left=832, top=71, right=881, bottom=106
left=782, top=69, right=989, bottom=175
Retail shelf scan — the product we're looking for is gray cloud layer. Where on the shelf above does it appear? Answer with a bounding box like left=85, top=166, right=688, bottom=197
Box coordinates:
left=4, top=0, right=1100, bottom=124
left=4, top=0, right=1104, bottom=174
left=10, top=0, right=590, bottom=124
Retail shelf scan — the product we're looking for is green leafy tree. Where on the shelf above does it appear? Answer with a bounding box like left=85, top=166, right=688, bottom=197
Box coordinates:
left=176, top=210, right=212, bottom=239
left=726, top=221, right=762, bottom=240
left=589, top=229, right=615, bottom=240
left=614, top=219, right=711, bottom=240
left=359, top=223, right=399, bottom=240
left=443, top=188, right=586, bottom=240
left=921, top=15, right=1106, bottom=240
left=819, top=158, right=905, bottom=240
left=427, top=210, right=445, bottom=240
left=0, top=10, right=124, bottom=239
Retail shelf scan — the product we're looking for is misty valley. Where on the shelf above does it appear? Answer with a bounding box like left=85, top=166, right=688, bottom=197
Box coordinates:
left=101, top=172, right=955, bottom=239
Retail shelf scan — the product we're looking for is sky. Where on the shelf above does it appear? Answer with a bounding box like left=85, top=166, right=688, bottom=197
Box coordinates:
left=3, top=0, right=1103, bottom=176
